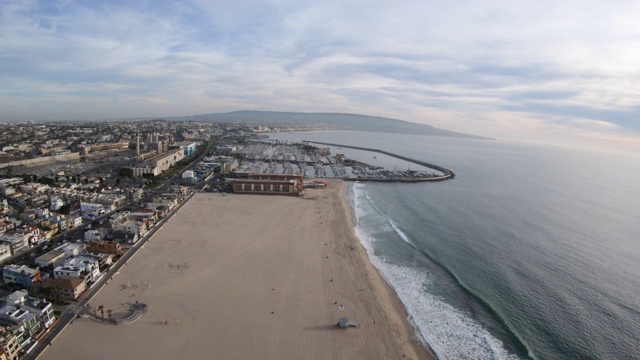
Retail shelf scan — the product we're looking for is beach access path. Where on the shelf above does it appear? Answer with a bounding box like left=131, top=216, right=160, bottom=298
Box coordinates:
left=38, top=179, right=432, bottom=360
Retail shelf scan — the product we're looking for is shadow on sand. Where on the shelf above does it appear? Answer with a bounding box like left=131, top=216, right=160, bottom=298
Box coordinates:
left=303, top=324, right=339, bottom=331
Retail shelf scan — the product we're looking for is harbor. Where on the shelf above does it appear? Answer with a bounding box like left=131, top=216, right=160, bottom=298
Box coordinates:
left=233, top=140, right=455, bottom=183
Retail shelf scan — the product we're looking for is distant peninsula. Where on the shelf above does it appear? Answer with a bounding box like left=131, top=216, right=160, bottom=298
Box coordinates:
left=164, top=110, right=490, bottom=140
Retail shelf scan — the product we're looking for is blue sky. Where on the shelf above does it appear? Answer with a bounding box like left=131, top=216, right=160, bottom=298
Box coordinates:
left=1, top=0, right=639, bottom=150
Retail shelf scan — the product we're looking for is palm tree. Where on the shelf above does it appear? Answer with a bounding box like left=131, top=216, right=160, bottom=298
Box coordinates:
left=107, top=309, right=112, bottom=323
left=98, top=305, right=104, bottom=321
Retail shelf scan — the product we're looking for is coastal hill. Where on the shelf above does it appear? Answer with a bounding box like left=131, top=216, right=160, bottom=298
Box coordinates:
left=167, top=110, right=489, bottom=140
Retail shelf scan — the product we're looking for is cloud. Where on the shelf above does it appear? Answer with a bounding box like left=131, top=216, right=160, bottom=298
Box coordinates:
left=0, top=0, right=639, bottom=151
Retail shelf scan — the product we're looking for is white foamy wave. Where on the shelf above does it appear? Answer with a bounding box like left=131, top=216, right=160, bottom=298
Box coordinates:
left=352, top=184, right=520, bottom=360
left=389, top=219, right=413, bottom=246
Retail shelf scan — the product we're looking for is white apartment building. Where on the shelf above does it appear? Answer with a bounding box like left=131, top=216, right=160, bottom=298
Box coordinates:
left=112, top=219, right=148, bottom=237
left=65, top=256, right=101, bottom=283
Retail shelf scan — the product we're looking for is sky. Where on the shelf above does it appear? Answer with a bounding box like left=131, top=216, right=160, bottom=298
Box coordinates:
left=1, top=0, right=639, bottom=151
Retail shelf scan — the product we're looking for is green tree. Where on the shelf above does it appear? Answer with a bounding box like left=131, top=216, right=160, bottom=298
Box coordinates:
left=118, top=168, right=134, bottom=177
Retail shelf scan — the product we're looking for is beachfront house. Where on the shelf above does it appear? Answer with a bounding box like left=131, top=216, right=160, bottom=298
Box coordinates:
left=3, top=290, right=55, bottom=329
left=53, top=266, right=88, bottom=283
left=112, top=219, right=149, bottom=238
left=0, top=328, right=20, bottom=360
left=64, top=257, right=101, bottom=283
left=87, top=240, right=123, bottom=256
left=42, top=278, right=87, bottom=301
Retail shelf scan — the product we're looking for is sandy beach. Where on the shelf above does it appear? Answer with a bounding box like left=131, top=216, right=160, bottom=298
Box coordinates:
left=39, top=179, right=433, bottom=360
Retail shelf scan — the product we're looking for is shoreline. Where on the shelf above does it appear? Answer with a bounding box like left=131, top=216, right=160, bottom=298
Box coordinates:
left=339, top=181, right=436, bottom=359
left=39, top=179, right=434, bottom=359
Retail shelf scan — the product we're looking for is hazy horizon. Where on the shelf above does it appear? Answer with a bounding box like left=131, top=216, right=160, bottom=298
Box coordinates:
left=1, top=1, right=639, bottom=151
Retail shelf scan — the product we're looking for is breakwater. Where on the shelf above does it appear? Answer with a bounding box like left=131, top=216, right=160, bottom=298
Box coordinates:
left=304, top=141, right=455, bottom=182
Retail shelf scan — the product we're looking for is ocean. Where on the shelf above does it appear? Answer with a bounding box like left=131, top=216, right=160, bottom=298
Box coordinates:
left=268, top=130, right=640, bottom=360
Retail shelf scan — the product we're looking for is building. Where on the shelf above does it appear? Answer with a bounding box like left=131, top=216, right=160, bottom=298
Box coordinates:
left=109, top=231, right=139, bottom=244
left=64, top=256, right=101, bottom=283
left=248, top=173, right=303, bottom=185
left=53, top=265, right=87, bottom=282
left=80, top=202, right=105, bottom=219
left=49, top=198, right=64, bottom=211
left=112, top=219, right=149, bottom=237
left=15, top=226, right=42, bottom=246
left=87, top=240, right=123, bottom=255
left=126, top=188, right=144, bottom=202
left=58, top=242, right=84, bottom=257
left=0, top=179, right=23, bottom=193
left=2, top=265, right=41, bottom=288
left=182, top=170, right=196, bottom=180
left=215, top=145, right=236, bottom=154
left=127, top=209, right=157, bottom=222
left=128, top=148, right=185, bottom=177
left=78, top=142, right=129, bottom=155
left=0, top=243, right=11, bottom=263
left=84, top=229, right=104, bottom=242
left=35, top=250, right=66, bottom=268
left=0, top=234, right=29, bottom=256
left=42, top=278, right=87, bottom=301
left=228, top=179, right=301, bottom=196
left=4, top=290, right=55, bottom=329
left=0, top=328, right=20, bottom=360
left=170, top=141, right=197, bottom=157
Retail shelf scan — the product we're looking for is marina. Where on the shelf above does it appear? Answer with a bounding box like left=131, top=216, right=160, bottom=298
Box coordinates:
left=233, top=140, right=455, bottom=182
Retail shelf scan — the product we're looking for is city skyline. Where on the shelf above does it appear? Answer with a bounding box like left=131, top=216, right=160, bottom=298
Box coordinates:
left=1, top=0, right=639, bottom=151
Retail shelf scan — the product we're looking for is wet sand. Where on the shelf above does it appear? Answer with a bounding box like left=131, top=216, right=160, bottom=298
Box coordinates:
left=39, top=179, right=433, bottom=360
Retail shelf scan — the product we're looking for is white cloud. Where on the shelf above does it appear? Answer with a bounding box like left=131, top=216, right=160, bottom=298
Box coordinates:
left=1, top=0, right=639, bottom=151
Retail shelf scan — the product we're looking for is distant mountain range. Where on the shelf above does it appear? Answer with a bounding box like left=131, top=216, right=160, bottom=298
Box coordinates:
left=165, top=110, right=489, bottom=140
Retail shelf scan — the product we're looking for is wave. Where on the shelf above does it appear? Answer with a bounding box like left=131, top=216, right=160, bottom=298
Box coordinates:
left=352, top=182, right=520, bottom=360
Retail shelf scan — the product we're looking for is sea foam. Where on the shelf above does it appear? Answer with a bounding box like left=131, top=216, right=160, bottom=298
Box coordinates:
left=352, top=182, right=520, bottom=360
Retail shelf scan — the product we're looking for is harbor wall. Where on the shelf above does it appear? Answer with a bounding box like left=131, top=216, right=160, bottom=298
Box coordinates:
left=304, top=141, right=455, bottom=181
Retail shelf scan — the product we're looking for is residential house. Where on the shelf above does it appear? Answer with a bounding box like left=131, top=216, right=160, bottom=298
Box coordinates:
left=80, top=202, right=104, bottom=220
left=0, top=243, right=10, bottom=263
left=35, top=250, right=66, bottom=268
left=18, top=211, right=35, bottom=224
left=108, top=231, right=139, bottom=244
left=64, top=257, right=100, bottom=283
left=0, top=328, right=20, bottom=360
left=49, top=198, right=64, bottom=211
left=3, top=290, right=55, bottom=329
left=42, top=278, right=87, bottom=301
left=128, top=209, right=157, bottom=222
left=112, top=219, right=149, bottom=237
left=0, top=306, right=43, bottom=340
left=33, top=208, right=50, bottom=219
left=15, top=226, right=42, bottom=246
left=2, top=265, right=41, bottom=288
left=84, top=230, right=103, bottom=242
left=87, top=240, right=122, bottom=256
left=53, top=266, right=87, bottom=283
left=58, top=243, right=84, bottom=257
left=0, top=233, right=29, bottom=256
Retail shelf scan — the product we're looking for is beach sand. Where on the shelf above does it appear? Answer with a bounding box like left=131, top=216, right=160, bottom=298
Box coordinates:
left=39, top=179, right=433, bottom=360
